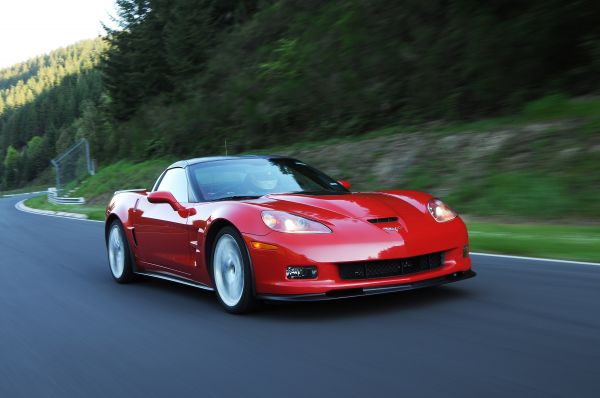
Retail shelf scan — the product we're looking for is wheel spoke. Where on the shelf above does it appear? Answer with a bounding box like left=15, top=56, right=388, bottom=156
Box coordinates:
left=108, top=225, right=125, bottom=279
left=213, top=234, right=244, bottom=307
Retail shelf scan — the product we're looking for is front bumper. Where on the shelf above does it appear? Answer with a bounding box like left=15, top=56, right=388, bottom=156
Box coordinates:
left=243, top=216, right=472, bottom=297
left=258, top=270, right=476, bottom=301
left=247, top=234, right=472, bottom=295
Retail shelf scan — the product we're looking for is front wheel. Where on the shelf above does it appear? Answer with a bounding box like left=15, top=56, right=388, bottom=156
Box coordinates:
left=107, top=220, right=135, bottom=283
left=212, top=227, right=256, bottom=314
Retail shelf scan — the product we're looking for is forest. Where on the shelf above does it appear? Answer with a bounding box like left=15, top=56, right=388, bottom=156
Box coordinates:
left=1, top=0, right=599, bottom=190
left=0, top=39, right=106, bottom=188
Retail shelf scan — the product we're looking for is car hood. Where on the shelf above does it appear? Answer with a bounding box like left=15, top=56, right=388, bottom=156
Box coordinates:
left=261, top=192, right=432, bottom=229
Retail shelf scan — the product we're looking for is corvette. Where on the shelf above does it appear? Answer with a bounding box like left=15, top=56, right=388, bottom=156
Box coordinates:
left=105, top=155, right=475, bottom=313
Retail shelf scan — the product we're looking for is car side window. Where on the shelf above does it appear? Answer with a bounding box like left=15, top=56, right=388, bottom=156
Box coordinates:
left=155, top=168, right=189, bottom=203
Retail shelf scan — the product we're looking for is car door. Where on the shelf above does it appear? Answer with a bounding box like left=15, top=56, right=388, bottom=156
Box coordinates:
left=134, top=167, right=195, bottom=277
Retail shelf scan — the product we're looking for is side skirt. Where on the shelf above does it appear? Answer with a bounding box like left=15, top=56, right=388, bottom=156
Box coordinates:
left=135, top=271, right=214, bottom=291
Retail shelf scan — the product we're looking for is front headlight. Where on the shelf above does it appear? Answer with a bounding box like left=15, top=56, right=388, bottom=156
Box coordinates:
left=261, top=211, right=331, bottom=233
left=427, top=198, right=457, bottom=222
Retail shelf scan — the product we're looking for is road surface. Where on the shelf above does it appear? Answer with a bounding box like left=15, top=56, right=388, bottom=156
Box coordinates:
left=1, top=194, right=599, bottom=397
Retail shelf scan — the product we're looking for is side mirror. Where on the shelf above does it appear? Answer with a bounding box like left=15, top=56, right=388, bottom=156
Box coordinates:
left=338, top=179, right=352, bottom=190
left=147, top=191, right=196, bottom=217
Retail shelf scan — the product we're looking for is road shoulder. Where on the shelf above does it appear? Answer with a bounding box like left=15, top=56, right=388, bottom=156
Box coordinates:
left=15, top=198, right=95, bottom=221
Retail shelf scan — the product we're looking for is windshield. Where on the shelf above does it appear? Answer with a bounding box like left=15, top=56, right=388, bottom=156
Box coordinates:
left=188, top=158, right=349, bottom=201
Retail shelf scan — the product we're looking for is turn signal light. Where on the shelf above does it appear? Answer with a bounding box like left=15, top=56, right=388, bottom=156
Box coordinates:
left=251, top=241, right=278, bottom=250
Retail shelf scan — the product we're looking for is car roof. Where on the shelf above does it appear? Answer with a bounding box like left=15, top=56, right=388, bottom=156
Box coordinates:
left=168, top=154, right=287, bottom=169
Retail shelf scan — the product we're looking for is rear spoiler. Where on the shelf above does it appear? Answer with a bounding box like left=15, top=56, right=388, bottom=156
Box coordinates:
left=113, top=188, right=148, bottom=195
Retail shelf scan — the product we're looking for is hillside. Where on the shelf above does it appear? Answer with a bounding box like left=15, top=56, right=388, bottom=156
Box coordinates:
left=38, top=96, right=599, bottom=221
left=101, top=0, right=600, bottom=160
left=22, top=106, right=600, bottom=261
left=2, top=0, right=599, bottom=226
left=0, top=39, right=106, bottom=190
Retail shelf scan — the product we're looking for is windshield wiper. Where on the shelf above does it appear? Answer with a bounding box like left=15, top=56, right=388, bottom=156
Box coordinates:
left=211, top=195, right=262, bottom=202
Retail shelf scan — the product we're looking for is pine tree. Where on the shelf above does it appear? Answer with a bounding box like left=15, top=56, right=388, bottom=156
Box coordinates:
left=3, top=145, right=20, bottom=188
left=0, top=39, right=106, bottom=189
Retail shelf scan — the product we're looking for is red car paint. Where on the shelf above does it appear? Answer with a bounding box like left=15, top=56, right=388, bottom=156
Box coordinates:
left=105, top=156, right=473, bottom=299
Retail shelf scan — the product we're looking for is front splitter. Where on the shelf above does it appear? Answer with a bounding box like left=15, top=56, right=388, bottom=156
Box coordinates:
left=257, top=269, right=476, bottom=302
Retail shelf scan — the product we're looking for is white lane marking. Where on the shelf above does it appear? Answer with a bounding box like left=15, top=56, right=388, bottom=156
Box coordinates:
left=471, top=252, right=600, bottom=267
left=15, top=199, right=104, bottom=223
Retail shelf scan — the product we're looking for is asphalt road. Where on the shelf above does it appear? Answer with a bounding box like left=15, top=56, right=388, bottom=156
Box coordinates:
left=1, top=194, right=599, bottom=398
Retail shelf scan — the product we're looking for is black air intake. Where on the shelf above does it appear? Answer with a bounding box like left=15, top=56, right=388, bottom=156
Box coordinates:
left=338, top=252, right=444, bottom=280
left=367, top=217, right=398, bottom=224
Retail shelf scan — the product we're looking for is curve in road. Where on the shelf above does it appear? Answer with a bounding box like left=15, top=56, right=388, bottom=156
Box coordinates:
left=1, top=194, right=599, bottom=397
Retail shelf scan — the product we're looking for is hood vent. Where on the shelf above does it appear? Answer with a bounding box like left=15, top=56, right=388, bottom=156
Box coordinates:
left=367, top=217, right=398, bottom=224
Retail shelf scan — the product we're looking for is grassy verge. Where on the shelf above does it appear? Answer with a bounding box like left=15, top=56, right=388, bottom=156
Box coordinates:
left=24, top=195, right=106, bottom=221
left=467, top=222, right=600, bottom=263
left=20, top=159, right=175, bottom=222
left=1, top=185, right=49, bottom=197
left=70, top=159, right=174, bottom=203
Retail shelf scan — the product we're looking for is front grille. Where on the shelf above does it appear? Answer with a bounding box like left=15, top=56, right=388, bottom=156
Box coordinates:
left=338, top=252, right=444, bottom=280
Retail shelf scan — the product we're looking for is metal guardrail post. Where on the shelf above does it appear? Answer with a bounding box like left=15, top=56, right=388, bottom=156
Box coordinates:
left=47, top=187, right=85, bottom=205
left=50, top=160, right=60, bottom=193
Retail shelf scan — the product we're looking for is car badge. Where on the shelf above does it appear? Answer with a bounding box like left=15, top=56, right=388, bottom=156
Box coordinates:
left=383, top=226, right=400, bottom=232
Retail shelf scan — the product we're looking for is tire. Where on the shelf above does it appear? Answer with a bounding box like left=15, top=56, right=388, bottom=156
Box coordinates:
left=211, top=226, right=257, bottom=314
left=107, top=219, right=135, bottom=283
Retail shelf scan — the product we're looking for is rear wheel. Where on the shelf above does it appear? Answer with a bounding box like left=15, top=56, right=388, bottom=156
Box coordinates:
left=107, top=220, right=135, bottom=283
left=212, top=227, right=256, bottom=314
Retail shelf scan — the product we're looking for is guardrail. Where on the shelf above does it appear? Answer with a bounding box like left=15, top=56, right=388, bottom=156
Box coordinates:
left=48, top=187, right=85, bottom=205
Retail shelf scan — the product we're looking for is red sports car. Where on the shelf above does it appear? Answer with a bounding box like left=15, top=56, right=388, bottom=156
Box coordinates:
left=105, top=155, right=475, bottom=313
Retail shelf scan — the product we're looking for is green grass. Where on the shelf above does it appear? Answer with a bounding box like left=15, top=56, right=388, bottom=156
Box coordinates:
left=467, top=222, right=600, bottom=263
left=521, top=94, right=600, bottom=120
left=434, top=94, right=600, bottom=134
left=21, top=159, right=174, bottom=220
left=1, top=184, right=49, bottom=197
left=445, top=172, right=594, bottom=218
left=70, top=158, right=174, bottom=204
left=24, top=195, right=106, bottom=221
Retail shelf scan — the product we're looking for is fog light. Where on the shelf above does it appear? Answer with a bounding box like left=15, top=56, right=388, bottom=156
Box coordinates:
left=463, top=245, right=469, bottom=258
left=286, top=266, right=317, bottom=279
